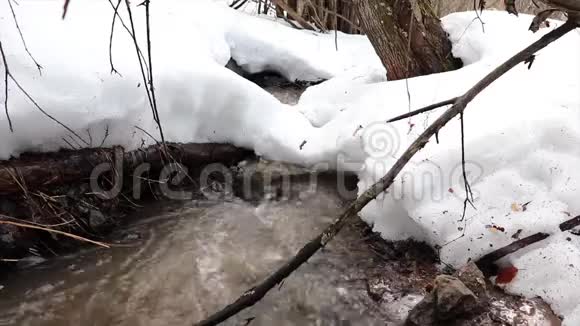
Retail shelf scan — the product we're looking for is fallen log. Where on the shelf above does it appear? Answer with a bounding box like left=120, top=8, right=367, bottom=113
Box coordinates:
left=0, top=143, right=252, bottom=195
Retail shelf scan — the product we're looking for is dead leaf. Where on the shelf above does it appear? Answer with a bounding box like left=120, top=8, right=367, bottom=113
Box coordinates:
left=511, top=202, right=522, bottom=212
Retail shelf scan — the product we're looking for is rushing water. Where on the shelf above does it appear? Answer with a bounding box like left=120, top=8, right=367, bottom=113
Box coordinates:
left=0, top=171, right=435, bottom=326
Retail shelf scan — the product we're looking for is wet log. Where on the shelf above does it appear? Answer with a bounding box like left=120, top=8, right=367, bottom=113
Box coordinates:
left=0, top=143, right=252, bottom=195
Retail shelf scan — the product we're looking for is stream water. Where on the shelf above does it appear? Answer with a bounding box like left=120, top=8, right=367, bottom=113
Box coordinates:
left=0, top=171, right=435, bottom=326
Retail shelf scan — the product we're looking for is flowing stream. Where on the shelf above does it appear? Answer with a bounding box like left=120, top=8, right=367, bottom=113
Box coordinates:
left=0, top=171, right=435, bottom=326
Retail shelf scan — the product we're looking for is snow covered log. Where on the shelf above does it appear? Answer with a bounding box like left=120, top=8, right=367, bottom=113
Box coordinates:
left=0, top=143, right=251, bottom=195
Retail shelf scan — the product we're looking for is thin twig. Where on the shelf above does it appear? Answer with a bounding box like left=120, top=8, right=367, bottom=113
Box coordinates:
left=124, top=0, right=154, bottom=111
left=9, top=72, right=88, bottom=145
left=473, top=0, right=486, bottom=33
left=271, top=0, right=315, bottom=31
left=1, top=38, right=87, bottom=143
left=143, top=0, right=167, bottom=147
left=233, top=0, right=249, bottom=10
left=386, top=97, right=458, bottom=123
left=305, top=4, right=361, bottom=32
left=99, top=124, right=110, bottom=147
left=334, top=4, right=338, bottom=51
left=108, top=0, right=123, bottom=75
left=106, top=0, right=150, bottom=74
left=7, top=0, right=43, bottom=74
left=459, top=112, right=475, bottom=222
left=0, top=40, right=12, bottom=132
left=62, top=0, right=71, bottom=19
left=123, top=0, right=166, bottom=151
left=0, top=216, right=110, bottom=248
left=194, top=19, right=578, bottom=326
left=404, top=0, right=416, bottom=131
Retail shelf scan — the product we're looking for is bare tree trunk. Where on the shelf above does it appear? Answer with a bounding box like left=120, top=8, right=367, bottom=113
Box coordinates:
left=355, top=0, right=460, bottom=80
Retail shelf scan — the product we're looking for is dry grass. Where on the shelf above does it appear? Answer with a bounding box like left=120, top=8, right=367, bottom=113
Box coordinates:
left=0, top=215, right=110, bottom=248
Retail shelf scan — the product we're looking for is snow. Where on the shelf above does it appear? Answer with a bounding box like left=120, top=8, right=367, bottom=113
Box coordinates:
left=502, top=233, right=580, bottom=323
left=2, top=1, right=580, bottom=323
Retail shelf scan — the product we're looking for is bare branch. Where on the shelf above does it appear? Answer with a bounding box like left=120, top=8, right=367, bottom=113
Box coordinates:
left=386, top=97, right=457, bottom=123
left=143, top=0, right=167, bottom=147
left=0, top=42, right=88, bottom=143
left=108, top=0, right=123, bottom=75
left=9, top=74, right=89, bottom=145
left=271, top=0, right=316, bottom=31
left=459, top=112, right=476, bottom=222
left=473, top=0, right=486, bottom=33
left=0, top=215, right=110, bottom=248
left=195, top=19, right=578, bottom=326
left=123, top=0, right=164, bottom=147
left=99, top=124, right=110, bottom=147
left=7, top=0, right=43, bottom=74
left=231, top=0, right=249, bottom=10
left=0, top=40, right=13, bottom=132
left=62, top=0, right=71, bottom=19
left=106, top=0, right=150, bottom=74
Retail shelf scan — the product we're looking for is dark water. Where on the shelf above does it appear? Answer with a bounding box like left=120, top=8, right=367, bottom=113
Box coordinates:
left=0, top=172, right=432, bottom=326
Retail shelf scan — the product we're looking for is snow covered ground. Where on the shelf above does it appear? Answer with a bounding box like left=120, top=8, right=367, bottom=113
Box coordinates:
left=1, top=0, right=580, bottom=323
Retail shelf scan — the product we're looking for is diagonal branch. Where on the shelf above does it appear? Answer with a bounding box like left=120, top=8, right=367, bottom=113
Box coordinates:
left=1, top=39, right=87, bottom=143
left=194, top=19, right=578, bottom=326
left=106, top=0, right=150, bottom=74
left=7, top=0, right=43, bottom=74
left=0, top=215, right=110, bottom=248
left=62, top=0, right=71, bottom=19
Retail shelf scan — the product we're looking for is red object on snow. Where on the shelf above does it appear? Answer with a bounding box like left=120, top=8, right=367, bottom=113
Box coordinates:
left=496, top=266, right=519, bottom=284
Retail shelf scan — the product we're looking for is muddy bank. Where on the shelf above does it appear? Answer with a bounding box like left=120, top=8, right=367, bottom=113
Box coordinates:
left=0, top=143, right=252, bottom=264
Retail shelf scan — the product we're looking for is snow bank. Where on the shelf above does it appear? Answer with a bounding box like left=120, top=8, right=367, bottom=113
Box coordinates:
left=0, top=0, right=380, bottom=160
left=297, top=11, right=580, bottom=322
left=2, top=2, right=580, bottom=323
left=348, top=12, right=580, bottom=322
left=226, top=16, right=384, bottom=81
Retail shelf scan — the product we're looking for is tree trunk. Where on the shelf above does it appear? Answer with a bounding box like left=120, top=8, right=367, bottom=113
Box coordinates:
left=355, top=0, right=460, bottom=80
